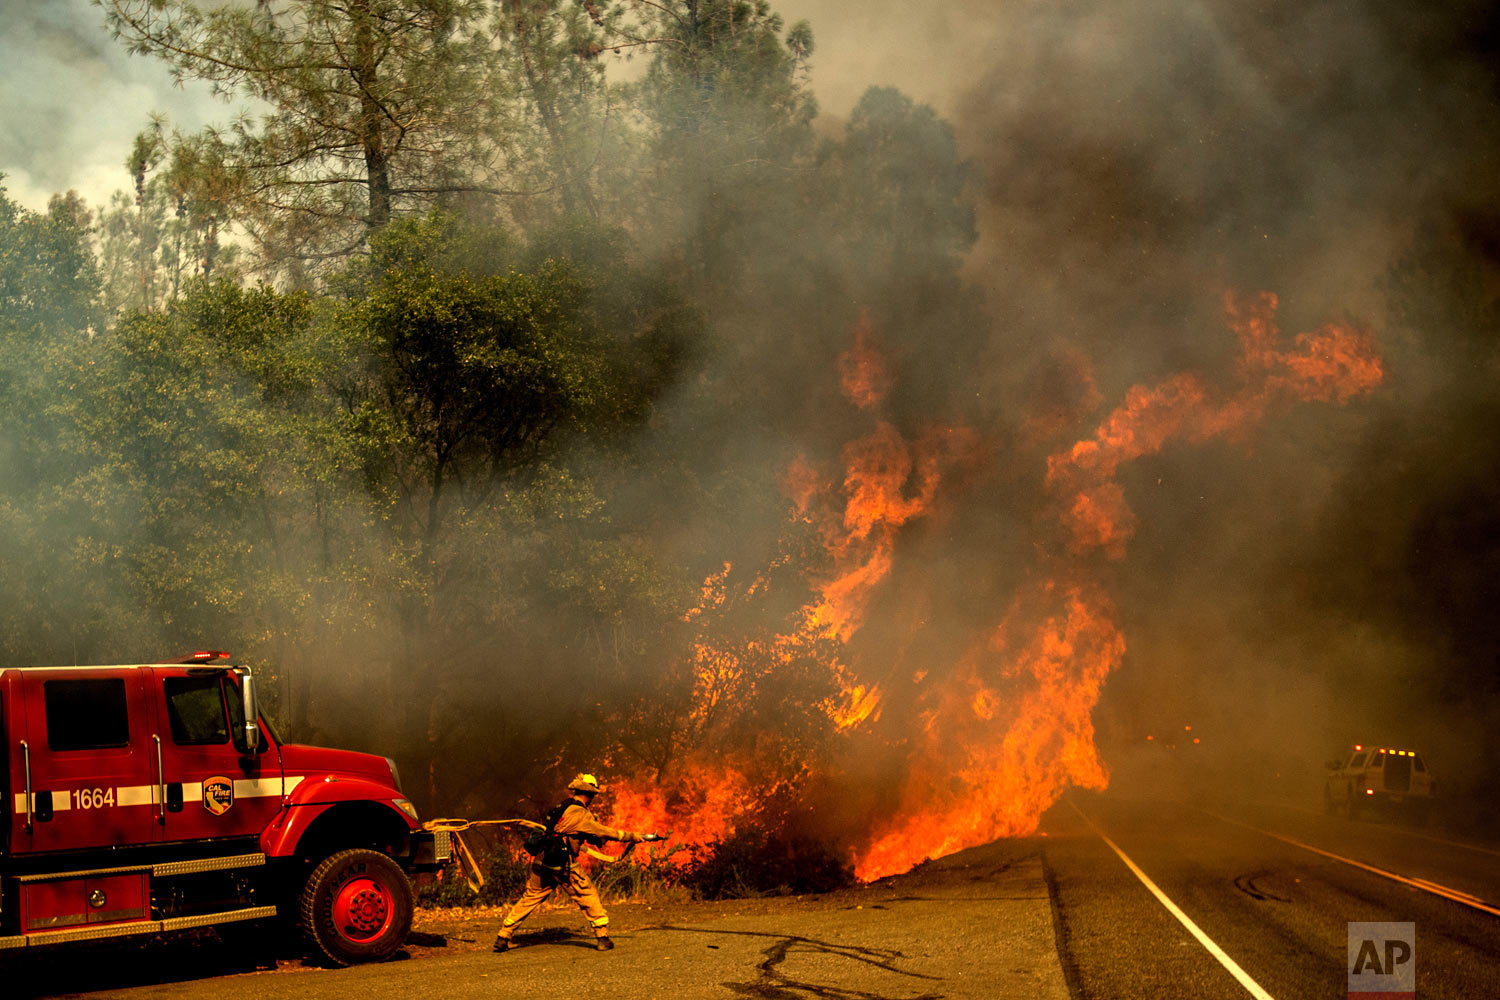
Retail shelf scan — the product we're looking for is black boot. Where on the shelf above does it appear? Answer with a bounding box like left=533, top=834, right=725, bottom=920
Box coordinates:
left=595, top=935, right=614, bottom=951
left=493, top=936, right=512, bottom=953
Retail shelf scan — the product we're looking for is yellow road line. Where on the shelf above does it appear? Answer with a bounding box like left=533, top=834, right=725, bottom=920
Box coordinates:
left=1069, top=800, right=1278, bottom=1000
left=1280, top=803, right=1500, bottom=860
left=1207, top=811, right=1500, bottom=919
left=1390, top=829, right=1500, bottom=861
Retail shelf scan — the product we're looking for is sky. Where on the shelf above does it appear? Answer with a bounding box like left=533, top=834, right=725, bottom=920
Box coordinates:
left=0, top=0, right=230, bottom=212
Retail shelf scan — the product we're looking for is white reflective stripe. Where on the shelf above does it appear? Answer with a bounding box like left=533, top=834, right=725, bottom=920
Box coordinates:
left=12, top=778, right=294, bottom=812
left=284, top=775, right=303, bottom=794
left=8, top=792, right=80, bottom=812
left=233, top=777, right=283, bottom=798
left=116, top=785, right=158, bottom=808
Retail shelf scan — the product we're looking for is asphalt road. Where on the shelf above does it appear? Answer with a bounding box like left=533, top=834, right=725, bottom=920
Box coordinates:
left=11, top=847, right=1069, bottom=1000
left=10, top=792, right=1500, bottom=999
left=1044, top=793, right=1500, bottom=1000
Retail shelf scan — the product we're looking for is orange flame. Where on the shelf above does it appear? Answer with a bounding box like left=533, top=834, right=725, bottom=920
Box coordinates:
left=607, top=293, right=1382, bottom=884
left=1047, top=293, right=1382, bottom=557
left=838, top=309, right=893, bottom=410
left=851, top=293, right=1381, bottom=877
left=606, top=762, right=754, bottom=862
left=855, top=581, right=1123, bottom=879
left=783, top=455, right=826, bottom=517
left=826, top=662, right=883, bottom=730
left=805, top=433, right=931, bottom=642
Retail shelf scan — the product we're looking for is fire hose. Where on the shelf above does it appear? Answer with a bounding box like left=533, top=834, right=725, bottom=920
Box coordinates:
left=422, top=818, right=670, bottom=893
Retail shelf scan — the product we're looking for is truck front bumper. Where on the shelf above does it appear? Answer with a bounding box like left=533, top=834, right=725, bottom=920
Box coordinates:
left=407, top=829, right=452, bottom=873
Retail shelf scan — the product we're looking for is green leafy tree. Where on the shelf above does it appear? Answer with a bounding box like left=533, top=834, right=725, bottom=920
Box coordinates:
left=828, top=87, right=974, bottom=291
left=102, top=0, right=512, bottom=276
left=97, top=123, right=240, bottom=316
left=486, top=0, right=627, bottom=224
left=628, top=0, right=817, bottom=287
left=327, top=212, right=696, bottom=802
left=67, top=277, right=368, bottom=729
left=0, top=183, right=104, bottom=661
left=0, top=184, right=101, bottom=342
left=0, top=185, right=101, bottom=494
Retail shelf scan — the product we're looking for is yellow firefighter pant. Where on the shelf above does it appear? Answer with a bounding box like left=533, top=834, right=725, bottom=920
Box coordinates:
left=497, top=865, right=610, bottom=939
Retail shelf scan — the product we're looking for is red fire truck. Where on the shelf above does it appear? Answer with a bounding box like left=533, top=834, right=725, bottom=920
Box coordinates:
left=0, top=653, right=448, bottom=965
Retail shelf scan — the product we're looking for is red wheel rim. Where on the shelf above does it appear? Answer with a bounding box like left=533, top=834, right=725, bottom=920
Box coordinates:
left=333, top=876, right=395, bottom=942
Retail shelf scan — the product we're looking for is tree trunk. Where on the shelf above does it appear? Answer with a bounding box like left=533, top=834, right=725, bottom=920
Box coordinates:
left=364, top=109, right=392, bottom=231
left=135, top=163, right=153, bottom=308
left=354, top=0, right=392, bottom=232
left=202, top=217, right=219, bottom=278
left=510, top=0, right=599, bottom=218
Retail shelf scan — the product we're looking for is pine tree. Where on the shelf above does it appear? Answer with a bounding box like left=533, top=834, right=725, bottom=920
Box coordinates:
left=102, top=0, right=512, bottom=277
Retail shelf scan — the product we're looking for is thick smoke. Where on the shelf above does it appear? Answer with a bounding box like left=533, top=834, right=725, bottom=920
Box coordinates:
left=650, top=0, right=1500, bottom=841
left=926, top=0, right=1500, bottom=817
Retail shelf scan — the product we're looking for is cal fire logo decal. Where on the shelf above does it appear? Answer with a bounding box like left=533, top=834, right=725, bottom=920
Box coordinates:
left=203, top=776, right=234, bottom=815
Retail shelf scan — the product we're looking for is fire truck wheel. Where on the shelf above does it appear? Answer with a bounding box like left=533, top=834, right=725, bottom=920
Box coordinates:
left=300, top=848, right=413, bottom=966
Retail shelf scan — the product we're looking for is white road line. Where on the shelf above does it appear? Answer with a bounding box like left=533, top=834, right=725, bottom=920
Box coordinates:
left=1205, top=811, right=1500, bottom=919
left=1070, top=800, right=1278, bottom=1000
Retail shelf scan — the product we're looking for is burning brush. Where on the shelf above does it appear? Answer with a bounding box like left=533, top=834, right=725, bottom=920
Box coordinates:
left=608, top=293, right=1381, bottom=882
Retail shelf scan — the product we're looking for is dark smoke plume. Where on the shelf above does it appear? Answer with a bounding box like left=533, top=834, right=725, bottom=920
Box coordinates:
left=930, top=0, right=1500, bottom=818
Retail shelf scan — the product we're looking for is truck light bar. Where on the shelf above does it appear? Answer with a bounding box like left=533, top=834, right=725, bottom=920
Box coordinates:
left=160, top=650, right=231, bottom=664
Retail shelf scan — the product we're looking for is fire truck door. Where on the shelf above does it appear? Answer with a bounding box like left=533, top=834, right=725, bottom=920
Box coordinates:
left=17, top=669, right=161, bottom=853
left=152, top=669, right=282, bottom=843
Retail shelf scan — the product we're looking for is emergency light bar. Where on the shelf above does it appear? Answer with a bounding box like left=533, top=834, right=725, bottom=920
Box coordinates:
left=161, top=650, right=232, bottom=664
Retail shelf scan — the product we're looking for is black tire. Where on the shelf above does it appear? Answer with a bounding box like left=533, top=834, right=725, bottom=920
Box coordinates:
left=299, top=848, right=413, bottom=966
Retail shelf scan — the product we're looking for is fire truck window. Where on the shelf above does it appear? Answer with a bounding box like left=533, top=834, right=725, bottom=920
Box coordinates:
left=164, top=676, right=230, bottom=745
left=44, top=679, right=130, bottom=751
left=1413, top=755, right=1426, bottom=772
left=1350, top=751, right=1368, bottom=768
left=226, top=677, right=245, bottom=734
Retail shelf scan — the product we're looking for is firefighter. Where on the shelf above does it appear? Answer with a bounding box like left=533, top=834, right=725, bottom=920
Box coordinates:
left=493, top=773, right=662, bottom=952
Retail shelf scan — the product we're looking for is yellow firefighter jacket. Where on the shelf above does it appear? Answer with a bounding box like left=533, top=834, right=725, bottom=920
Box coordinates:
left=554, top=796, right=647, bottom=863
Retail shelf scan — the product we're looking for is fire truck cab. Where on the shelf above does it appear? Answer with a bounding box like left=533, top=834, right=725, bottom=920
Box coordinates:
left=0, top=654, right=448, bottom=965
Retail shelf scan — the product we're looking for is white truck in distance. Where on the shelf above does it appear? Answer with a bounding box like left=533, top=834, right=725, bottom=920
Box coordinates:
left=1324, top=745, right=1435, bottom=821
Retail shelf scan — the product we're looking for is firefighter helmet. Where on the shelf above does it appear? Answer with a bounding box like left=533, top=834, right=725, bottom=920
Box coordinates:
left=567, top=773, right=603, bottom=795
